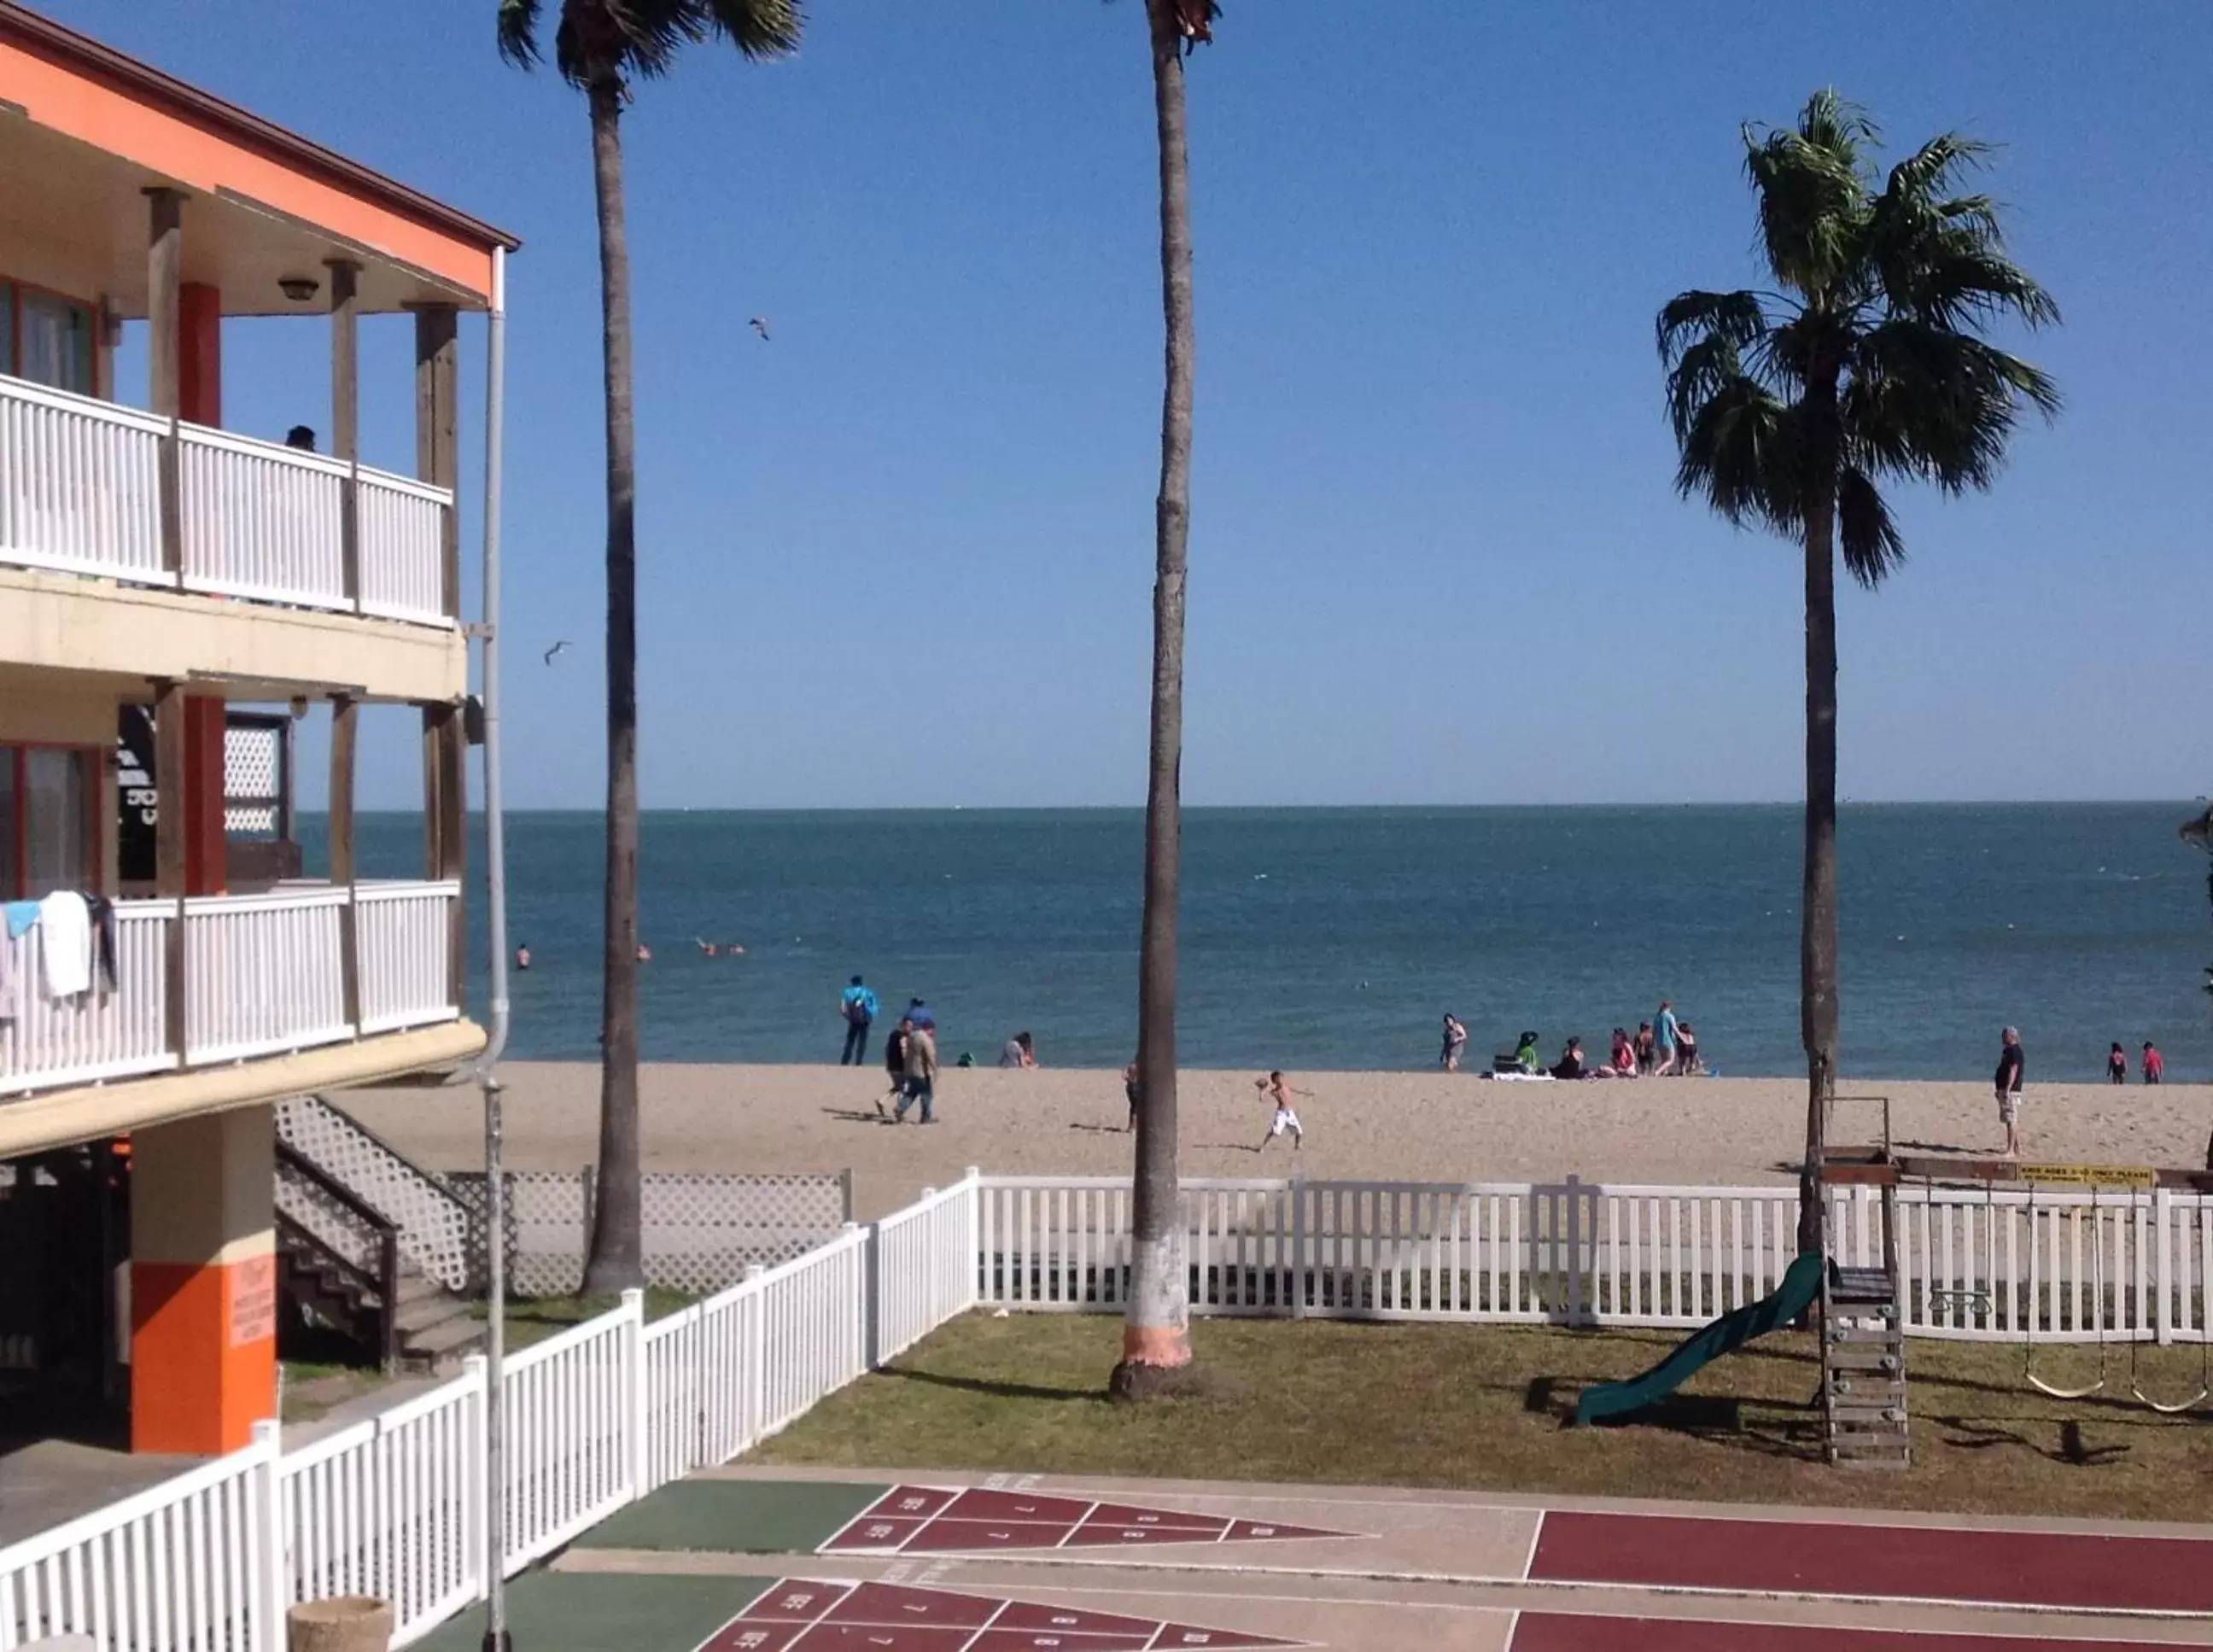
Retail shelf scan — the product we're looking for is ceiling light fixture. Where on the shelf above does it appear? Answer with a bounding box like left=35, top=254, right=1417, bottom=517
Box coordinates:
left=277, top=275, right=319, bottom=302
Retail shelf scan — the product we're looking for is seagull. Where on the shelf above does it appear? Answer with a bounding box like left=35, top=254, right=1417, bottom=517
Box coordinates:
left=748, top=316, right=771, bottom=341
left=542, top=640, right=572, bottom=665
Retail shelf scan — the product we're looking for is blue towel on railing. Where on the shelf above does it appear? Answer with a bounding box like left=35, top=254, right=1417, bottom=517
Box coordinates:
left=3, top=900, right=38, bottom=939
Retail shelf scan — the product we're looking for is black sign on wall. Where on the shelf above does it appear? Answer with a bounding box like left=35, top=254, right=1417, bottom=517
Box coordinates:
left=116, top=707, right=156, bottom=884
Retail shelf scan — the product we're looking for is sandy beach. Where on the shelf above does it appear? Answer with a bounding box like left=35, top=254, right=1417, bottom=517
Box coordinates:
left=346, top=1063, right=2213, bottom=1218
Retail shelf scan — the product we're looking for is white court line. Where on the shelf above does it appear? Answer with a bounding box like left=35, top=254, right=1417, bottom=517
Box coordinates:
left=688, top=1578, right=851, bottom=1652
left=1520, top=1509, right=1544, bottom=1583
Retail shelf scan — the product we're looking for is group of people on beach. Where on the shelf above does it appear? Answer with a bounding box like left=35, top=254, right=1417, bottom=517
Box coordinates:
left=1442, top=999, right=1705, bottom=1079
left=2107, top=1040, right=2164, bottom=1085
left=839, top=977, right=941, bottom=1124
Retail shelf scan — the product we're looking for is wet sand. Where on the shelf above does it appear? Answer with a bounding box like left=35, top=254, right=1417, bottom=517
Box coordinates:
left=344, top=1063, right=2213, bottom=1219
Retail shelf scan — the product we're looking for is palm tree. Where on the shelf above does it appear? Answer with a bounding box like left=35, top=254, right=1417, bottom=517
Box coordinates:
left=498, top=0, right=803, bottom=1293
left=1111, top=0, right=1217, bottom=1400
left=1660, top=90, right=2058, bottom=1256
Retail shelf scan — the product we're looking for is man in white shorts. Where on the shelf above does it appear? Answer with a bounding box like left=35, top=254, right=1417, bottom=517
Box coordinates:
left=1257, top=1070, right=1305, bottom=1153
left=1994, top=1026, right=2024, bottom=1159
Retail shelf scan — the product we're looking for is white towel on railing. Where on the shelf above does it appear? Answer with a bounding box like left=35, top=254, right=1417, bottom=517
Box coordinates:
left=38, top=890, right=92, bottom=997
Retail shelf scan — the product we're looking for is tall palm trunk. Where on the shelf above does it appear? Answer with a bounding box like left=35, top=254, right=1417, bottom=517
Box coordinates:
left=584, top=76, right=644, bottom=1293
left=1112, top=0, right=1196, bottom=1398
left=1797, top=373, right=1842, bottom=1262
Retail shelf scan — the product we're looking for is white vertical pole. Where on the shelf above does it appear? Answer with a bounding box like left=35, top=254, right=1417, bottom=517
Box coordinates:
left=249, top=1419, right=285, bottom=1652
left=2154, top=1186, right=2174, bottom=1346
left=620, top=1288, right=648, bottom=1502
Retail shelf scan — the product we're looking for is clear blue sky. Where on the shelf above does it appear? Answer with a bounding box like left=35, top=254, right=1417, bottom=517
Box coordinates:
left=45, top=1, right=2211, bottom=808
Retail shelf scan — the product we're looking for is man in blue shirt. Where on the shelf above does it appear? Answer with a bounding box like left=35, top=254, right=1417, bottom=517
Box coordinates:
left=1655, top=999, right=1681, bottom=1076
left=839, top=976, right=879, bottom=1065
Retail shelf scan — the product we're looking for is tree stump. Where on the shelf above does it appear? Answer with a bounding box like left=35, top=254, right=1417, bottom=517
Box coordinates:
left=288, top=1597, right=393, bottom=1652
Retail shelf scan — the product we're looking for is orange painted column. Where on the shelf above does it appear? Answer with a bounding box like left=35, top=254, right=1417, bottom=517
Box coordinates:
left=129, top=1106, right=277, bottom=1455
left=178, top=282, right=221, bottom=426
left=182, top=696, right=228, bottom=896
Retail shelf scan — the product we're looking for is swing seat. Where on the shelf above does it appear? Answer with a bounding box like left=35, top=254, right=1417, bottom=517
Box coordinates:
left=2128, top=1379, right=2210, bottom=1416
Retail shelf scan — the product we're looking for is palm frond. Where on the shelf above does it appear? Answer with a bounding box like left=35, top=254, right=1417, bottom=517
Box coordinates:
left=1743, top=91, right=1877, bottom=301
left=1881, top=131, right=1992, bottom=207
left=1655, top=289, right=1767, bottom=364
left=1673, top=374, right=1801, bottom=532
left=496, top=0, right=543, bottom=67
left=1836, top=464, right=1905, bottom=587
left=1848, top=319, right=2059, bottom=493
left=706, top=0, right=804, bottom=61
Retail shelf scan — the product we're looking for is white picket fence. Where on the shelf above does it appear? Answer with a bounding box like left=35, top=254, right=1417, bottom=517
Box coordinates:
left=870, top=1177, right=981, bottom=1364
left=7, top=1166, right=2205, bottom=1652
left=973, top=1175, right=2213, bottom=1345
left=0, top=1201, right=922, bottom=1652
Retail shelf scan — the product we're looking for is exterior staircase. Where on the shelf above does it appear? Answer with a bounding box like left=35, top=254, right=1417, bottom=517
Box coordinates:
left=273, top=1095, right=486, bottom=1374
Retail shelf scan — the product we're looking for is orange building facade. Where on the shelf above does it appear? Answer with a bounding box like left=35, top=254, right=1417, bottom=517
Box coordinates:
left=0, top=3, right=515, bottom=1455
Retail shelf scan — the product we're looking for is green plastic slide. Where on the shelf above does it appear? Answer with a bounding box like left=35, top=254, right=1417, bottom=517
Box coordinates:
left=1572, top=1250, right=1825, bottom=1427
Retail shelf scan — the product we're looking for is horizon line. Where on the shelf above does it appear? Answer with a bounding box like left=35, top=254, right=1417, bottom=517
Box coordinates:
left=318, top=797, right=2207, bottom=815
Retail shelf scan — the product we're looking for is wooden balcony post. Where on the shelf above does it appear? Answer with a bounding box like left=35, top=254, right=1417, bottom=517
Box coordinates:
left=146, top=188, right=184, bottom=581
left=152, top=680, right=188, bottom=1061
left=412, top=305, right=461, bottom=619
left=330, top=260, right=362, bottom=611
left=422, top=702, right=468, bottom=1011
left=330, top=694, right=361, bottom=1031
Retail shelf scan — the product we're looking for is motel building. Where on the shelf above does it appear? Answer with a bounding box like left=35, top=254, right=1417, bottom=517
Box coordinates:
left=0, top=3, right=510, bottom=1480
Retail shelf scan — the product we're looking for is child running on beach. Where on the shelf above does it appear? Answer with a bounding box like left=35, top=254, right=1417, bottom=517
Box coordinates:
left=1256, top=1071, right=1306, bottom=1153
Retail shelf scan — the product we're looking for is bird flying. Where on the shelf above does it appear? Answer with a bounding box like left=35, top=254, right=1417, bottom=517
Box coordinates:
left=542, top=640, right=571, bottom=665
left=748, top=316, right=771, bottom=341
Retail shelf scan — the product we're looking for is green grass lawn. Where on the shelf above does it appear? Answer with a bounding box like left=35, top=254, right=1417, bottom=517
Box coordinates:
left=753, top=1311, right=2213, bottom=1523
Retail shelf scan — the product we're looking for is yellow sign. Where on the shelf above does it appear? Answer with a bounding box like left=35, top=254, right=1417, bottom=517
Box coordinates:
left=2017, top=1163, right=2158, bottom=1189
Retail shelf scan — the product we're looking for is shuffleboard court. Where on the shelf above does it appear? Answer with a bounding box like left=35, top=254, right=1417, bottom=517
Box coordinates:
left=1509, top=1614, right=2205, bottom=1651
left=820, top=1486, right=1352, bottom=1556
left=694, top=1578, right=1305, bottom=1650
left=1528, top=1510, right=2213, bottom=1614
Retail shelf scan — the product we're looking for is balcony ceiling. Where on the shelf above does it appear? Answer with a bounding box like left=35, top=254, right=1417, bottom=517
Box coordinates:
left=0, top=112, right=481, bottom=317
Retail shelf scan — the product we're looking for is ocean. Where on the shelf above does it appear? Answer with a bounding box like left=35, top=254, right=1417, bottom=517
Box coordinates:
left=339, top=804, right=2213, bottom=1081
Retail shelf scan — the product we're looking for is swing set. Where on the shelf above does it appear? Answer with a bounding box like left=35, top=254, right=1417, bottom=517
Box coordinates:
left=1824, top=1124, right=2212, bottom=1419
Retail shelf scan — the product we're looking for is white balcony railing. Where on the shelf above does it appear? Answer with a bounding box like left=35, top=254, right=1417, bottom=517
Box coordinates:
left=0, top=372, right=453, bottom=628
left=0, top=880, right=462, bottom=1096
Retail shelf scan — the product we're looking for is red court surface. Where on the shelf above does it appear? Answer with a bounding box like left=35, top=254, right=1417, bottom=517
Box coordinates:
left=1509, top=1614, right=2201, bottom=1651
left=1529, top=1509, right=2213, bottom=1614
left=820, top=1486, right=1351, bottom=1557
left=697, top=1578, right=1304, bottom=1650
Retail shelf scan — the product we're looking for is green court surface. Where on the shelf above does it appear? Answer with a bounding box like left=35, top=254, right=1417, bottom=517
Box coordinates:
left=578, top=1478, right=890, bottom=1554
left=411, top=1572, right=775, bottom=1652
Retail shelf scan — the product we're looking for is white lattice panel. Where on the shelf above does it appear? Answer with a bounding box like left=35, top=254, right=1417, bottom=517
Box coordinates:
left=276, top=1095, right=475, bottom=1289
left=448, top=1170, right=849, bottom=1299
left=224, top=721, right=282, bottom=832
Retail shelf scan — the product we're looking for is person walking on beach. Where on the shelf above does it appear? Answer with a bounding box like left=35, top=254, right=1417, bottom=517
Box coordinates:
left=839, top=976, right=879, bottom=1066
left=2143, top=1041, right=2164, bottom=1084
left=878, top=1017, right=912, bottom=1119
left=1441, top=1013, right=1469, bottom=1072
left=1122, top=1059, right=1142, bottom=1133
left=1256, top=1071, right=1305, bottom=1152
left=1994, top=1026, right=2026, bottom=1159
left=1654, top=1000, right=1682, bottom=1076
left=1633, top=1022, right=1656, bottom=1075
left=895, top=1017, right=939, bottom=1124
left=2108, top=1042, right=2128, bottom=1085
